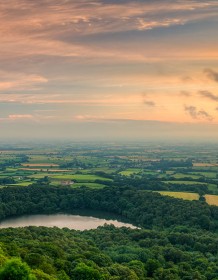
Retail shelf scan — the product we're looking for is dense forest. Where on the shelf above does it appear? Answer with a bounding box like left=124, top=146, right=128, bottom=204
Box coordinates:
left=0, top=185, right=217, bottom=279
left=0, top=185, right=217, bottom=231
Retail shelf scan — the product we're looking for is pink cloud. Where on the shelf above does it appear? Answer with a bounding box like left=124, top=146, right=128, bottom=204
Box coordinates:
left=8, top=114, right=34, bottom=120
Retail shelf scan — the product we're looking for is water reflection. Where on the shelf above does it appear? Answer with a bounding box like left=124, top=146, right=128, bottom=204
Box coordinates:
left=0, top=214, right=138, bottom=230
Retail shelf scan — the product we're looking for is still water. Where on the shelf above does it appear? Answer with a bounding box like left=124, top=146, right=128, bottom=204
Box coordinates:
left=0, top=213, right=137, bottom=230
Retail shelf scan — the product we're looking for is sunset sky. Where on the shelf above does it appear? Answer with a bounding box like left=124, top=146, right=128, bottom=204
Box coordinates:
left=0, top=0, right=218, bottom=140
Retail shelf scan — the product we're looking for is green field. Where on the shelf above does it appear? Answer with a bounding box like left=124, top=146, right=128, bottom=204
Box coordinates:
left=119, top=169, right=142, bottom=176
left=191, top=172, right=217, bottom=178
left=72, top=183, right=106, bottom=189
left=0, top=143, right=218, bottom=200
left=163, top=180, right=207, bottom=185
left=169, top=173, right=201, bottom=179
left=10, top=182, right=32, bottom=187
left=51, top=174, right=112, bottom=182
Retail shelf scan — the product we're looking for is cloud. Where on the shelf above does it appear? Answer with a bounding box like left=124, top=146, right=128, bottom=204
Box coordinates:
left=199, top=90, right=218, bottom=101
left=0, top=0, right=216, bottom=92
left=0, top=71, right=48, bottom=92
left=204, top=68, right=218, bottom=82
left=2, top=0, right=215, bottom=37
left=144, top=100, right=156, bottom=107
left=137, top=18, right=185, bottom=31
left=184, top=105, right=198, bottom=119
left=180, top=91, right=191, bottom=97
left=184, top=105, right=213, bottom=121
left=0, top=0, right=217, bottom=62
left=181, top=76, right=193, bottom=83
left=0, top=114, right=34, bottom=122
left=0, top=0, right=218, bottom=129
left=8, top=114, right=34, bottom=120
left=197, top=110, right=213, bottom=121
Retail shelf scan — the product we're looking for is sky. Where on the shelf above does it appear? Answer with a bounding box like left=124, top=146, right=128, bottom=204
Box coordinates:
left=0, top=0, right=218, bottom=141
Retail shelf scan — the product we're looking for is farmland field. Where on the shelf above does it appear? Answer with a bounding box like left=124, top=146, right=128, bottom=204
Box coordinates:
left=163, top=180, right=207, bottom=185
left=51, top=174, right=112, bottom=182
left=119, top=169, right=142, bottom=176
left=205, top=195, right=218, bottom=206
left=158, top=191, right=199, bottom=201
left=0, top=142, right=218, bottom=197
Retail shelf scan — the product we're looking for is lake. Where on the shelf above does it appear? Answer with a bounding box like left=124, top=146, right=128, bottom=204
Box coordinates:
left=0, top=213, right=137, bottom=230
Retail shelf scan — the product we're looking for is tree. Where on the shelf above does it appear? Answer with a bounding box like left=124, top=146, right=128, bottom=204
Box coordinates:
left=71, top=263, right=102, bottom=280
left=145, top=259, right=161, bottom=277
left=0, top=258, right=35, bottom=280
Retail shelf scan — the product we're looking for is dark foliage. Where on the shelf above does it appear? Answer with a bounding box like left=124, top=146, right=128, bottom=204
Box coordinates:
left=0, top=186, right=218, bottom=279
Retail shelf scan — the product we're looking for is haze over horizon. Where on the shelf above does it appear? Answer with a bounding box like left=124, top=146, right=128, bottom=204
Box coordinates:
left=0, top=0, right=218, bottom=140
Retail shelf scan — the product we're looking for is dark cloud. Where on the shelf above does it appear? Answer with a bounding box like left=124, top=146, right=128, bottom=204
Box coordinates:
left=184, top=105, right=213, bottom=121
left=184, top=105, right=198, bottom=119
left=144, top=100, right=156, bottom=107
left=204, top=68, right=218, bottom=82
left=199, top=90, right=218, bottom=101
left=198, top=110, right=213, bottom=121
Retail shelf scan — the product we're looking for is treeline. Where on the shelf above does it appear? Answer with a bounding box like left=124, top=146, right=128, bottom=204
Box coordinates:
left=60, top=158, right=92, bottom=169
left=0, top=185, right=217, bottom=231
left=0, top=177, right=16, bottom=185
left=93, top=173, right=211, bottom=195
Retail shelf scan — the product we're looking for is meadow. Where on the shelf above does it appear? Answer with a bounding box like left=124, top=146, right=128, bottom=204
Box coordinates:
left=158, top=191, right=200, bottom=201
left=205, top=194, right=218, bottom=206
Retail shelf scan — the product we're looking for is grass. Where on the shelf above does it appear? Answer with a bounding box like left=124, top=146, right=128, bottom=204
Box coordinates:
left=20, top=168, right=69, bottom=173
left=93, top=168, right=115, bottom=174
left=144, top=171, right=160, bottom=175
left=205, top=194, right=218, bottom=206
left=10, top=182, right=32, bottom=187
left=193, top=163, right=218, bottom=167
left=71, top=183, right=106, bottom=189
left=51, top=174, right=112, bottom=182
left=191, top=172, right=217, bottom=179
left=207, top=183, right=218, bottom=193
left=119, top=169, right=142, bottom=176
left=22, top=163, right=59, bottom=167
left=158, top=191, right=199, bottom=201
left=170, top=173, right=201, bottom=180
left=28, top=173, right=58, bottom=179
left=163, top=181, right=206, bottom=185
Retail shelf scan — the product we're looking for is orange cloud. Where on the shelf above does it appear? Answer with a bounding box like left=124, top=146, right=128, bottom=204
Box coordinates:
left=0, top=72, right=47, bottom=91
left=8, top=114, right=34, bottom=120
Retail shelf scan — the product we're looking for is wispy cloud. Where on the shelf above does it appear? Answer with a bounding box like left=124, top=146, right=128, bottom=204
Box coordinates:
left=0, top=72, right=47, bottom=91
left=2, top=0, right=217, bottom=37
left=199, top=90, right=218, bottom=102
left=0, top=0, right=217, bottom=62
left=0, top=0, right=218, bottom=131
left=180, top=91, right=191, bottom=97
left=184, top=105, right=213, bottom=121
left=204, top=68, right=218, bottom=82
left=197, top=110, right=213, bottom=121
left=137, top=18, right=185, bottom=31
left=8, top=114, right=34, bottom=120
left=144, top=100, right=156, bottom=107
left=0, top=114, right=34, bottom=122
